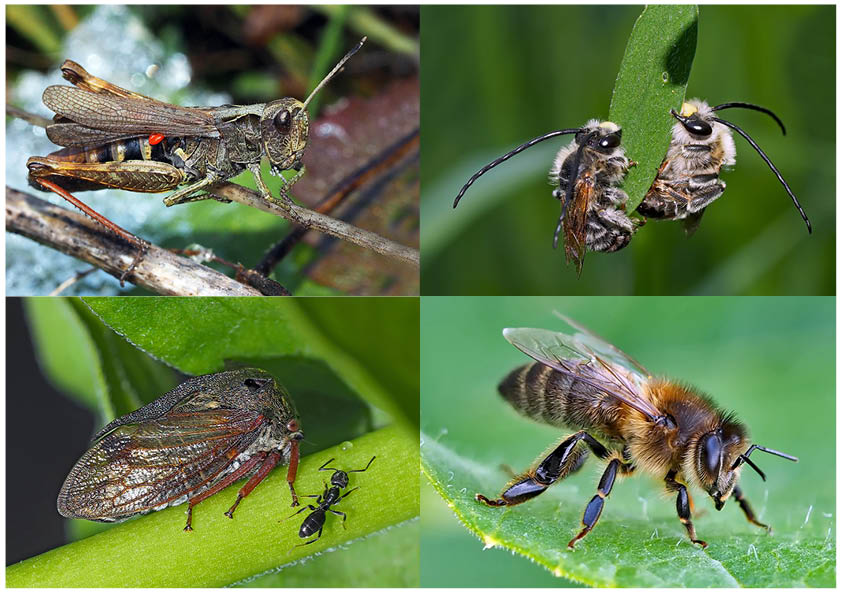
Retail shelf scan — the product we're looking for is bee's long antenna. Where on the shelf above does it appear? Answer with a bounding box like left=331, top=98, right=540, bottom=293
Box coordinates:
left=300, top=36, right=366, bottom=112
left=731, top=444, right=799, bottom=481
left=553, top=130, right=597, bottom=250
left=711, top=117, right=812, bottom=233
left=711, top=102, right=786, bottom=136
left=453, top=129, right=582, bottom=208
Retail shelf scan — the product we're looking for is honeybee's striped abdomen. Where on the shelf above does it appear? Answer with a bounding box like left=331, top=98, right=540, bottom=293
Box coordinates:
left=498, top=362, right=624, bottom=435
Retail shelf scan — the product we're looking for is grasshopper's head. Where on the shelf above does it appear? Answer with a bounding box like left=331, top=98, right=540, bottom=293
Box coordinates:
left=261, top=98, right=309, bottom=175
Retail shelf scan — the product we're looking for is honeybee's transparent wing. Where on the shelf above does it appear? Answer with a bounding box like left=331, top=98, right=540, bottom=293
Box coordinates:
left=503, top=326, right=662, bottom=421
left=57, top=409, right=266, bottom=521
left=553, top=312, right=652, bottom=378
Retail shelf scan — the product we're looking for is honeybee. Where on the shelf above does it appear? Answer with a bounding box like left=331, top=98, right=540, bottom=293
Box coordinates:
left=638, top=99, right=812, bottom=235
left=453, top=121, right=640, bottom=277
left=476, top=314, right=797, bottom=549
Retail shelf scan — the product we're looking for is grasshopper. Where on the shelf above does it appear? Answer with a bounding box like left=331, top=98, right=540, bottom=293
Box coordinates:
left=26, top=37, right=366, bottom=280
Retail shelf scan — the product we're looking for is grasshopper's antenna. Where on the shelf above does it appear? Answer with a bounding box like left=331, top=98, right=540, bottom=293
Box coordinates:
left=300, top=36, right=367, bottom=112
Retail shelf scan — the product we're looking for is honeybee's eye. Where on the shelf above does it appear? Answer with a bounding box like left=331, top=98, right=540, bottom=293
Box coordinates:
left=599, top=134, right=621, bottom=150
left=701, top=432, right=723, bottom=477
left=683, top=116, right=713, bottom=137
left=274, top=109, right=291, bottom=129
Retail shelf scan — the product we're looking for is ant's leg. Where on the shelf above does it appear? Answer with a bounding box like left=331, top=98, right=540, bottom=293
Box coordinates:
left=732, top=484, right=771, bottom=533
left=329, top=508, right=348, bottom=529
left=476, top=431, right=610, bottom=507
left=665, top=471, right=708, bottom=548
left=568, top=457, right=632, bottom=549
left=286, top=504, right=318, bottom=520
left=298, top=526, right=323, bottom=547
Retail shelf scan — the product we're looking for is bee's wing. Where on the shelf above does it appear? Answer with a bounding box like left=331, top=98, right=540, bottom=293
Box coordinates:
left=42, top=86, right=219, bottom=145
left=57, top=409, right=266, bottom=520
left=553, top=313, right=652, bottom=378
left=503, top=326, right=663, bottom=421
left=564, top=172, right=594, bottom=277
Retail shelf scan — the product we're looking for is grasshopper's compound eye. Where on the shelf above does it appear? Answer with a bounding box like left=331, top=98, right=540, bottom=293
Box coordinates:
left=274, top=109, right=291, bottom=130
left=682, top=115, right=712, bottom=137
left=599, top=133, right=621, bottom=150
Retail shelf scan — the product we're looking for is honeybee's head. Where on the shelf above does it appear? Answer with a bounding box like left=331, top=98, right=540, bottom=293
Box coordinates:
left=692, top=415, right=799, bottom=511
left=692, top=416, right=749, bottom=510
left=261, top=98, right=309, bottom=175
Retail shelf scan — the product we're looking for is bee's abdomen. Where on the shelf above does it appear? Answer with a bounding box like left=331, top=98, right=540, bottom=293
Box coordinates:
left=498, top=363, right=576, bottom=427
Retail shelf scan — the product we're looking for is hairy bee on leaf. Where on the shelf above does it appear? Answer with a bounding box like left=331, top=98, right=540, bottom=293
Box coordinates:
left=453, top=121, right=641, bottom=277
left=476, top=314, right=797, bottom=549
left=638, top=99, right=812, bottom=235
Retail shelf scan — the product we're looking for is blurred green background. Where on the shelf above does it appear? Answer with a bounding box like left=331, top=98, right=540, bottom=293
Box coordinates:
left=420, top=296, right=834, bottom=586
left=421, top=6, right=835, bottom=295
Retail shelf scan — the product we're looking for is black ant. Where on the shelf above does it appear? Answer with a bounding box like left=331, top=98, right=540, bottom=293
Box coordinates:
left=288, top=456, right=376, bottom=547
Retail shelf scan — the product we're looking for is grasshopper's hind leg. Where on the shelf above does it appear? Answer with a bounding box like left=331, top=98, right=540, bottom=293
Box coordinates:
left=32, top=178, right=149, bottom=285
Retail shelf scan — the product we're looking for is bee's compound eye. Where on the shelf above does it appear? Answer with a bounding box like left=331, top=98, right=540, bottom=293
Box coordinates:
left=701, top=432, right=723, bottom=476
left=274, top=109, right=291, bottom=129
left=599, top=133, right=621, bottom=149
left=683, top=116, right=712, bottom=137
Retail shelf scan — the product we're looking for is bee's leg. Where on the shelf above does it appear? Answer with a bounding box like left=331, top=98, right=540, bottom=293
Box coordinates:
left=732, top=484, right=772, bottom=533
left=665, top=471, right=708, bottom=548
left=476, top=431, right=608, bottom=507
left=568, top=457, right=633, bottom=549
left=686, top=178, right=725, bottom=213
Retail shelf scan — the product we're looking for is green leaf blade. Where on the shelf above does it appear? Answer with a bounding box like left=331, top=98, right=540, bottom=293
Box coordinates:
left=421, top=433, right=834, bottom=587
left=609, top=5, right=698, bottom=211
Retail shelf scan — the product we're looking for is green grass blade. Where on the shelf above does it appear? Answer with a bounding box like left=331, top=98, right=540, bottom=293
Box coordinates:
left=609, top=5, right=698, bottom=211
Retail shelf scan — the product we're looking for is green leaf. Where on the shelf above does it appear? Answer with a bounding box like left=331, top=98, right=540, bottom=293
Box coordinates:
left=422, top=435, right=833, bottom=587
left=7, top=425, right=418, bottom=587
left=609, top=5, right=698, bottom=211
left=80, top=297, right=417, bottom=431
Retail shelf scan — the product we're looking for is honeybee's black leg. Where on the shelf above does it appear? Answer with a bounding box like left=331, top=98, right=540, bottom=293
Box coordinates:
left=665, top=471, right=708, bottom=548
left=476, top=431, right=609, bottom=507
left=568, top=457, right=632, bottom=549
left=732, top=484, right=771, bottom=533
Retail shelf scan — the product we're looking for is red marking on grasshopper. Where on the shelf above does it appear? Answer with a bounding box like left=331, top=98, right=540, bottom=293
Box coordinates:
left=148, top=133, right=165, bottom=145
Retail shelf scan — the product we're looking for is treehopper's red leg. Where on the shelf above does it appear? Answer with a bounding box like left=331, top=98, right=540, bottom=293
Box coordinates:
left=286, top=440, right=301, bottom=507
left=223, top=451, right=288, bottom=520
left=183, top=451, right=268, bottom=532
left=33, top=177, right=149, bottom=284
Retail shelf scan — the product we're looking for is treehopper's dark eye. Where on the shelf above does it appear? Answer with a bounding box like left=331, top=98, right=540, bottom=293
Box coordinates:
left=274, top=109, right=291, bottom=129
left=701, top=432, right=723, bottom=476
left=599, top=134, right=621, bottom=149
left=683, top=116, right=712, bottom=137
left=244, top=378, right=267, bottom=390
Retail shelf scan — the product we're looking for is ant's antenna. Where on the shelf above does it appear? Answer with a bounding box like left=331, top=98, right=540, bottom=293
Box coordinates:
left=453, top=129, right=583, bottom=208
left=300, top=36, right=366, bottom=112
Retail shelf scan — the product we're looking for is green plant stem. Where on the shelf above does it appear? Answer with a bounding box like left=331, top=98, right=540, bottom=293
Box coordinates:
left=7, top=425, right=418, bottom=588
